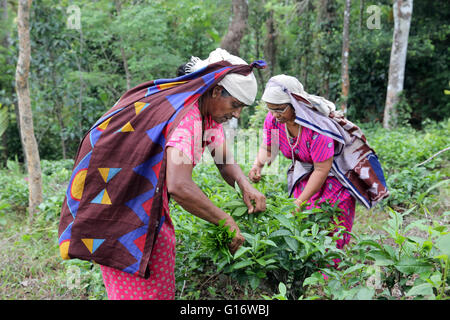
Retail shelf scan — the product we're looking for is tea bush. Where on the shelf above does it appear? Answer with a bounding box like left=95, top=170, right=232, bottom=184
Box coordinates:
left=0, top=122, right=448, bottom=300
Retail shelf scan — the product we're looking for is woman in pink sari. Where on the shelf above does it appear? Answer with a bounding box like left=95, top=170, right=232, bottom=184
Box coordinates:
left=249, top=75, right=389, bottom=258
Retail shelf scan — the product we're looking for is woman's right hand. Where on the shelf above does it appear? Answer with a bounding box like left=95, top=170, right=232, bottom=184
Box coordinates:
left=224, top=217, right=245, bottom=254
left=248, top=165, right=263, bottom=183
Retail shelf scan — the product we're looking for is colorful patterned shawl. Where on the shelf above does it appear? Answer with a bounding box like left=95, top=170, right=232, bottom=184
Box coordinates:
left=58, top=60, right=266, bottom=278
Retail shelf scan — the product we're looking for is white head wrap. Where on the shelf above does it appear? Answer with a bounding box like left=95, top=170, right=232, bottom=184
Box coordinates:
left=184, top=48, right=258, bottom=105
left=262, top=74, right=336, bottom=116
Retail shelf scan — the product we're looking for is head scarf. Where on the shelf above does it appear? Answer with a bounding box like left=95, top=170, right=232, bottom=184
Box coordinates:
left=262, top=74, right=337, bottom=116
left=184, top=48, right=258, bottom=105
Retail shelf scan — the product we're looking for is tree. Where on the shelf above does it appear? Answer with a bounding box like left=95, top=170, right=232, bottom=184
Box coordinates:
left=221, top=0, right=249, bottom=128
left=297, top=0, right=314, bottom=89
left=383, top=0, right=413, bottom=129
left=264, top=8, right=277, bottom=78
left=15, top=0, right=42, bottom=219
left=220, top=0, right=249, bottom=56
left=315, top=0, right=338, bottom=99
left=340, top=0, right=351, bottom=114
left=114, top=0, right=131, bottom=90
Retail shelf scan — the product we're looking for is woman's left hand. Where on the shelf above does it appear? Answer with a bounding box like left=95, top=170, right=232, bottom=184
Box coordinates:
left=241, top=184, right=266, bottom=214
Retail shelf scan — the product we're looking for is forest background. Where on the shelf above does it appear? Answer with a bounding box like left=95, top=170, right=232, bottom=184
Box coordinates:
left=0, top=0, right=448, bottom=163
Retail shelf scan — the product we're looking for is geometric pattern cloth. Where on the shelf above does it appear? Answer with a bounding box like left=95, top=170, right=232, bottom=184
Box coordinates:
left=99, top=101, right=225, bottom=300
left=58, top=60, right=266, bottom=278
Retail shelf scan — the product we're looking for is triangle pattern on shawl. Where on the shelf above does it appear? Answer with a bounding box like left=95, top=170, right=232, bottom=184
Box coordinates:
left=82, top=238, right=105, bottom=254
left=118, top=225, right=148, bottom=270
left=91, top=189, right=112, bottom=205
left=165, top=91, right=196, bottom=110
left=116, top=122, right=135, bottom=133
left=146, top=122, right=168, bottom=148
left=98, top=168, right=122, bottom=183
left=134, top=102, right=150, bottom=115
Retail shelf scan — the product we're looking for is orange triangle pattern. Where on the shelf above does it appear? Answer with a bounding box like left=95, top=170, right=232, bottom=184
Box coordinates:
left=98, top=117, right=111, bottom=131
left=134, top=102, right=146, bottom=115
left=157, top=81, right=187, bottom=90
left=101, top=189, right=112, bottom=204
left=98, top=168, right=109, bottom=183
left=120, top=122, right=134, bottom=132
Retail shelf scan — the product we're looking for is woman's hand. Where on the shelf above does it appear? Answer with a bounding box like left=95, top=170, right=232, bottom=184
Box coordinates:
left=248, top=144, right=274, bottom=183
left=240, top=182, right=266, bottom=214
left=248, top=164, right=263, bottom=183
left=224, top=216, right=245, bottom=254
left=292, top=198, right=308, bottom=215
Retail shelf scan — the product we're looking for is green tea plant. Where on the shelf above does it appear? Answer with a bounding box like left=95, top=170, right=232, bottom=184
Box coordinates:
left=200, top=218, right=236, bottom=264
left=302, top=206, right=449, bottom=300
left=194, top=175, right=348, bottom=299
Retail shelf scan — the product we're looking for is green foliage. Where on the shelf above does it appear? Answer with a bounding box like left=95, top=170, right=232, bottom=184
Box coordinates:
left=0, top=116, right=448, bottom=300
left=360, top=119, right=449, bottom=209
left=200, top=218, right=236, bottom=264
left=302, top=206, right=450, bottom=300
left=2, top=0, right=449, bottom=161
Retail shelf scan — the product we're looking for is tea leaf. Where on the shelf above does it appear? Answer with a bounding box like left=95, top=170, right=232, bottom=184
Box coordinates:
left=367, top=250, right=394, bottom=266
left=284, top=236, right=299, bottom=252
left=231, top=260, right=254, bottom=270
left=275, top=214, right=293, bottom=231
left=394, top=256, right=434, bottom=275
left=260, top=240, right=277, bottom=247
left=355, top=287, right=375, bottom=300
left=233, top=206, right=248, bottom=217
left=435, top=233, right=450, bottom=257
left=269, top=229, right=292, bottom=238
left=406, top=283, right=434, bottom=297
left=357, top=239, right=382, bottom=249
left=343, top=264, right=365, bottom=276
left=249, top=276, right=260, bottom=290
left=278, top=282, right=287, bottom=296
left=233, top=246, right=251, bottom=260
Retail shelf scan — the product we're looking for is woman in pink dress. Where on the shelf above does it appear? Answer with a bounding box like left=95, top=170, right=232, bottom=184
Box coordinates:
left=249, top=75, right=388, bottom=259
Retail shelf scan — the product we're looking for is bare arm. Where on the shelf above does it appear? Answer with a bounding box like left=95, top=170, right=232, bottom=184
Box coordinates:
left=248, top=142, right=278, bottom=183
left=212, top=140, right=266, bottom=214
left=166, top=146, right=244, bottom=253
left=294, top=156, right=333, bottom=205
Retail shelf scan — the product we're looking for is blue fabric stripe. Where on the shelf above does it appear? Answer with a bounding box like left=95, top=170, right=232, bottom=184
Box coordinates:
left=332, top=161, right=370, bottom=208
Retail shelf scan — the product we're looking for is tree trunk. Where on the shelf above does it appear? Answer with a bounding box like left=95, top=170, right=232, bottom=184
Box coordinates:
left=383, top=0, right=413, bottom=129
left=297, top=0, right=314, bottom=89
left=340, top=0, right=351, bottom=114
left=359, top=0, right=365, bottom=31
left=250, top=0, right=266, bottom=91
left=1, top=0, right=9, bottom=161
left=115, top=0, right=131, bottom=90
left=265, top=9, right=277, bottom=78
left=15, top=0, right=43, bottom=219
left=316, top=0, right=336, bottom=99
left=221, top=0, right=249, bottom=129
left=220, top=0, right=249, bottom=56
